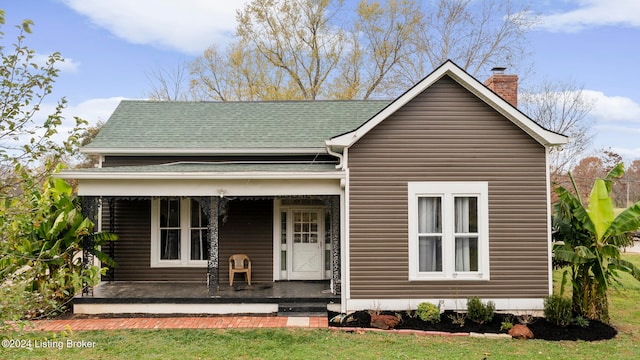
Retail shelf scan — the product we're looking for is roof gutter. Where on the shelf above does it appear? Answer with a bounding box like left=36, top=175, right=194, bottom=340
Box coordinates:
left=80, top=147, right=328, bottom=156
left=325, top=142, right=344, bottom=170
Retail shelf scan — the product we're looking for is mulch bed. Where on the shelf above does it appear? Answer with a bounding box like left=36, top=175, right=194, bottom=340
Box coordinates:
left=328, top=310, right=618, bottom=341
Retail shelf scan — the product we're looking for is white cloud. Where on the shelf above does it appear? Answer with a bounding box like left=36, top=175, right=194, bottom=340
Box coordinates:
left=60, top=0, right=250, bottom=55
left=583, top=90, right=640, bottom=124
left=538, top=0, right=640, bottom=32
left=579, top=91, right=640, bottom=161
left=63, top=97, right=125, bottom=126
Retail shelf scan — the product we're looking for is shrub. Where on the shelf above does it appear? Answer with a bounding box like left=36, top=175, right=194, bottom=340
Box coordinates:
left=448, top=312, right=466, bottom=327
left=416, top=302, right=441, bottom=323
left=572, top=315, right=590, bottom=328
left=466, top=297, right=495, bottom=324
left=500, top=316, right=514, bottom=332
left=544, top=295, right=573, bottom=327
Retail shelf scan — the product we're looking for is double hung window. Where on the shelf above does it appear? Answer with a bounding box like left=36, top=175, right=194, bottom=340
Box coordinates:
left=151, top=198, right=209, bottom=267
left=408, top=182, right=489, bottom=280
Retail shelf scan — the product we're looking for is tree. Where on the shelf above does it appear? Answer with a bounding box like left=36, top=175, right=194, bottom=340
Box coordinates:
left=1, top=9, right=96, bottom=334
left=186, top=0, right=533, bottom=101
left=0, top=10, right=85, bottom=194
left=553, top=163, right=640, bottom=323
left=400, top=0, right=533, bottom=86
left=331, top=0, right=422, bottom=99
left=567, top=151, right=626, bottom=207
left=74, top=120, right=105, bottom=169
left=1, top=177, right=116, bottom=331
left=622, top=160, right=640, bottom=206
left=234, top=0, right=346, bottom=100
left=145, top=62, right=192, bottom=101
left=569, top=156, right=606, bottom=202
left=519, top=79, right=595, bottom=182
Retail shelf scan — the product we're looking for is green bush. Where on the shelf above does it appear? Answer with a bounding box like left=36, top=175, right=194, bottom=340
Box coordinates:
left=572, top=315, right=590, bottom=328
left=544, top=295, right=573, bottom=327
left=466, top=296, right=495, bottom=324
left=500, top=319, right=514, bottom=332
left=416, top=302, right=441, bottom=323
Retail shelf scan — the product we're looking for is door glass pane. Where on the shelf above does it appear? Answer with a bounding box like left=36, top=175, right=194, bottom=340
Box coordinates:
left=281, top=250, right=287, bottom=271
left=281, top=212, right=287, bottom=244
left=325, top=249, right=331, bottom=271
left=455, top=236, right=478, bottom=271
left=324, top=210, right=331, bottom=244
left=293, top=210, right=320, bottom=244
left=419, top=236, right=442, bottom=272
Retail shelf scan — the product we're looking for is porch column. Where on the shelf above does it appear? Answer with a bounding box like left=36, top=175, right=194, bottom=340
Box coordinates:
left=331, top=196, right=341, bottom=295
left=208, top=196, right=220, bottom=293
left=80, top=196, right=99, bottom=295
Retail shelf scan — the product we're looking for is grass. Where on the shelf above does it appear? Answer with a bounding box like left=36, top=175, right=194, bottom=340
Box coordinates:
left=4, top=254, right=640, bottom=360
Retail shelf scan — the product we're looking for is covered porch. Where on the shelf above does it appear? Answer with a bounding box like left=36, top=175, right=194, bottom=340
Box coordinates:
left=70, top=162, right=345, bottom=314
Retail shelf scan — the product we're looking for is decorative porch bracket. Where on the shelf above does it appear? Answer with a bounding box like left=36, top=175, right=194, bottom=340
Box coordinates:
left=195, top=196, right=220, bottom=293
left=80, top=196, right=99, bottom=295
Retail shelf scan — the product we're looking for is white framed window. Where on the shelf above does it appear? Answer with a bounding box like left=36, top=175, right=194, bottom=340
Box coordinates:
left=150, top=198, right=209, bottom=267
left=408, top=182, right=489, bottom=281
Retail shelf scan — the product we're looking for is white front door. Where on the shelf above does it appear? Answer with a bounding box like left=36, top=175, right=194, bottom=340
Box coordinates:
left=289, top=209, right=324, bottom=280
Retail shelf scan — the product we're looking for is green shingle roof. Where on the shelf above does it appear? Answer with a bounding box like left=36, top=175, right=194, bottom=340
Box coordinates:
left=85, top=100, right=390, bottom=152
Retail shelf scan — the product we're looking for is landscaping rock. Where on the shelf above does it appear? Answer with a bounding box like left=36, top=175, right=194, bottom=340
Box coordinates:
left=370, top=314, right=400, bottom=330
left=509, top=324, right=534, bottom=339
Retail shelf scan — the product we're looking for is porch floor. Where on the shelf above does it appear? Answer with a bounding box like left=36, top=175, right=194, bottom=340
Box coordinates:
left=75, top=280, right=339, bottom=305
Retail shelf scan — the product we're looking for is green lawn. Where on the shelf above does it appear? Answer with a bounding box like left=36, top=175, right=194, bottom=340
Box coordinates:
left=4, top=254, right=640, bottom=360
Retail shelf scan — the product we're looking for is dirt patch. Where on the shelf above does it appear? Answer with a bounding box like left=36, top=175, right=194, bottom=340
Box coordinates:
left=329, top=310, right=618, bottom=341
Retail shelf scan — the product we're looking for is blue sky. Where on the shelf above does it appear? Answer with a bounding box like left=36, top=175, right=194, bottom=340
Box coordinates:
left=2, top=0, right=640, bottom=163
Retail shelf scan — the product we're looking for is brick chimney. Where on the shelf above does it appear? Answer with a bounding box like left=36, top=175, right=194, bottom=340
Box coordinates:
left=484, top=67, right=518, bottom=107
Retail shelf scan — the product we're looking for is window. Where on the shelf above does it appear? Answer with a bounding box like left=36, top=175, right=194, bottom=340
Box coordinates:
left=408, top=182, right=489, bottom=280
left=151, top=198, right=209, bottom=267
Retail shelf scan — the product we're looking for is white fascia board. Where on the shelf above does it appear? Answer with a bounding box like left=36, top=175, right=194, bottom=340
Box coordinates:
left=326, top=61, right=569, bottom=148
left=56, top=170, right=345, bottom=181
left=80, top=147, right=327, bottom=155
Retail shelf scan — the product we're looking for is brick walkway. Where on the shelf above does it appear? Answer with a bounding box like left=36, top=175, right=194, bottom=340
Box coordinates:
left=28, top=316, right=328, bottom=332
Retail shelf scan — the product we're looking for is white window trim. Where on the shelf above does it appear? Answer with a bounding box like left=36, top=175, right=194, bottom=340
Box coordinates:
left=150, top=197, right=208, bottom=268
left=408, top=182, right=490, bottom=281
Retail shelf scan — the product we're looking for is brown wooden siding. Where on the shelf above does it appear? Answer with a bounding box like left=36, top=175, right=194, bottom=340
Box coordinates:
left=219, top=199, right=273, bottom=284
left=102, top=199, right=205, bottom=281
left=102, top=199, right=273, bottom=283
left=347, top=75, right=550, bottom=299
